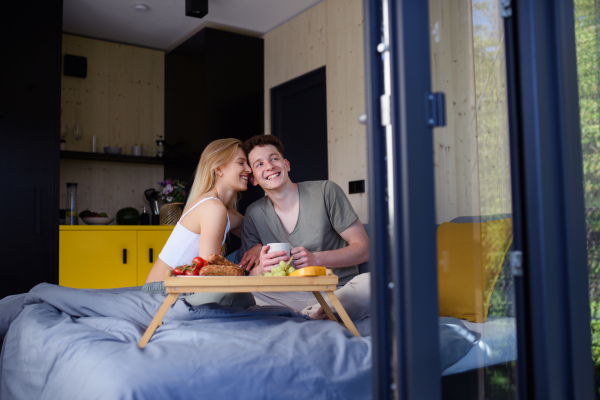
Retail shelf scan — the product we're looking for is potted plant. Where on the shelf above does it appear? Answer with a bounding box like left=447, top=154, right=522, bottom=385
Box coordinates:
left=155, top=179, right=187, bottom=225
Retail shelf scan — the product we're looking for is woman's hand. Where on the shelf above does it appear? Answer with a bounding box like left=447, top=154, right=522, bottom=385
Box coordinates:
left=240, top=244, right=261, bottom=271
left=290, top=246, right=316, bottom=269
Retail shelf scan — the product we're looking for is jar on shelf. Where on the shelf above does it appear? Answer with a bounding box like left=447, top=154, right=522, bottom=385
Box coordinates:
left=65, top=183, right=79, bottom=225
left=156, top=136, right=165, bottom=158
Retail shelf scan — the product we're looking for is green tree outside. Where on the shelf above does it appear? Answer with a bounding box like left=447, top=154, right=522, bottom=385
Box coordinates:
left=575, top=0, right=600, bottom=395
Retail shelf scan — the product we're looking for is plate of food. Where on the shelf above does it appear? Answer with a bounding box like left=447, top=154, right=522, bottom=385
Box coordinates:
left=80, top=210, right=114, bottom=225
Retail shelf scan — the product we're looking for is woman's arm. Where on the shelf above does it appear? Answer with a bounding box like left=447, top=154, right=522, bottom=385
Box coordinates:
left=144, top=200, right=227, bottom=283
left=197, top=201, right=229, bottom=257
left=227, top=208, right=244, bottom=238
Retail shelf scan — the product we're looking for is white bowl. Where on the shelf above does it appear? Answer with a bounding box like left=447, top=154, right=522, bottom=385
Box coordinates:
left=81, top=217, right=115, bottom=225
left=103, top=146, right=122, bottom=155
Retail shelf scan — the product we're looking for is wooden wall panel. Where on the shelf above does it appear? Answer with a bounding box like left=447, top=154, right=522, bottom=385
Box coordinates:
left=428, top=0, right=512, bottom=223
left=263, top=2, right=327, bottom=135
left=60, top=160, right=163, bottom=222
left=263, top=0, right=368, bottom=222
left=61, top=34, right=164, bottom=156
left=60, top=35, right=165, bottom=221
left=429, top=0, right=481, bottom=223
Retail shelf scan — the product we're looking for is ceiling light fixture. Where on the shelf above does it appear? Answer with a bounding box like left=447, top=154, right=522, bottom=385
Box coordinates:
left=134, top=4, right=149, bottom=12
left=185, top=0, right=208, bottom=19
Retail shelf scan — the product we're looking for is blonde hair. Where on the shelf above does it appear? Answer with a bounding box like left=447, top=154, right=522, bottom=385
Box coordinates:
left=184, top=138, right=243, bottom=212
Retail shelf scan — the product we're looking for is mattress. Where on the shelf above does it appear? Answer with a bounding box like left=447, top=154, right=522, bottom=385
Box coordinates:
left=442, top=316, right=517, bottom=376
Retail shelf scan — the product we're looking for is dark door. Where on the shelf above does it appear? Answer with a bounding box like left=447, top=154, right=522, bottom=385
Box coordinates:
left=271, top=67, right=328, bottom=183
left=0, top=0, right=62, bottom=298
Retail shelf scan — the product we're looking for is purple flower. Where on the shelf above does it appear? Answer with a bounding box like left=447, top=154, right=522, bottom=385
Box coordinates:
left=182, top=190, right=186, bottom=195
left=162, top=196, right=165, bottom=200
left=165, top=179, right=172, bottom=185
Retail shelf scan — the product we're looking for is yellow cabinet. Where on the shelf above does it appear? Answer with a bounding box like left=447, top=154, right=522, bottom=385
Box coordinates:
left=137, top=230, right=172, bottom=286
left=59, top=226, right=173, bottom=289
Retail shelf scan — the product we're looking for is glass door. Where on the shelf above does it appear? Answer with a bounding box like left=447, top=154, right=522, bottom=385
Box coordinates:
left=364, top=0, right=596, bottom=399
left=428, top=0, right=518, bottom=398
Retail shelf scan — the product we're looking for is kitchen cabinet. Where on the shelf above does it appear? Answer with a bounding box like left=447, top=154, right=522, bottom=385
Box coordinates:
left=164, top=27, right=265, bottom=251
left=137, top=230, right=173, bottom=285
left=164, top=28, right=264, bottom=177
left=59, top=226, right=173, bottom=289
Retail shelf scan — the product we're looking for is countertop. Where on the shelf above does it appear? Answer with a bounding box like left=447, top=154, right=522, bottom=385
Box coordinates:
left=60, top=225, right=174, bottom=231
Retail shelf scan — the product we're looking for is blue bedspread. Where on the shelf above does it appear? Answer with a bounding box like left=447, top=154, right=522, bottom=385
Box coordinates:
left=0, top=284, right=372, bottom=400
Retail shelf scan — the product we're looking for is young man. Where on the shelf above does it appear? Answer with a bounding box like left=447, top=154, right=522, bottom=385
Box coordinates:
left=238, top=135, right=370, bottom=320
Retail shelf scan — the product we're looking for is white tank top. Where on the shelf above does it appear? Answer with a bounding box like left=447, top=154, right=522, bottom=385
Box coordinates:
left=158, top=197, right=230, bottom=268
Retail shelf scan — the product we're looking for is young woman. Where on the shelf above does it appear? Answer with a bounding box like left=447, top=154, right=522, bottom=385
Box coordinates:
left=142, top=138, right=257, bottom=307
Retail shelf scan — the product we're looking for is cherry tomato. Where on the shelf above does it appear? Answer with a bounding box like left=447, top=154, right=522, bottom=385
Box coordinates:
left=192, top=257, right=205, bottom=269
left=184, top=263, right=202, bottom=276
left=173, top=265, right=188, bottom=275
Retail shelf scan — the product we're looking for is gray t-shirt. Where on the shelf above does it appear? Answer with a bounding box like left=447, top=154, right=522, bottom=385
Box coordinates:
left=240, top=180, right=359, bottom=286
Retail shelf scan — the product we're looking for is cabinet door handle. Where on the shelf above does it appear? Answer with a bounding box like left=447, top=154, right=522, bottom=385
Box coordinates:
left=149, top=248, right=153, bottom=263
left=123, top=249, right=127, bottom=264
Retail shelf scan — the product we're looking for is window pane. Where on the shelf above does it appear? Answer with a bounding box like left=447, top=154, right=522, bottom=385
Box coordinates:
left=574, top=0, right=600, bottom=396
left=428, top=0, right=518, bottom=398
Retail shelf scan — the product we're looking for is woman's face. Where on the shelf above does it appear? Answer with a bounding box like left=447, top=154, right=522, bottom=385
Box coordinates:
left=217, top=147, right=251, bottom=192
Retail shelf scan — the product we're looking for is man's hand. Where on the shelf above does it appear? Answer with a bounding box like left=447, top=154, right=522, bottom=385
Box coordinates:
left=290, top=246, right=317, bottom=269
left=249, top=245, right=289, bottom=275
left=240, top=244, right=261, bottom=271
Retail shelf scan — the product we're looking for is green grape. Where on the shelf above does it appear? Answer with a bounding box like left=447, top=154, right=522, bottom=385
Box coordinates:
left=287, top=266, right=297, bottom=274
left=274, top=271, right=286, bottom=277
left=264, top=272, right=273, bottom=277
left=279, top=260, right=287, bottom=268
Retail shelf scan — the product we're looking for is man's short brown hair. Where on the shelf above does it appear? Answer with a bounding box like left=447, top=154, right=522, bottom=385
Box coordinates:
left=243, top=135, right=285, bottom=159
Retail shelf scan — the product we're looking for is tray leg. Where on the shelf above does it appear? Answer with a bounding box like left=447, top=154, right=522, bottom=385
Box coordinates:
left=312, top=291, right=340, bottom=323
left=138, top=293, right=179, bottom=348
left=325, top=291, right=361, bottom=337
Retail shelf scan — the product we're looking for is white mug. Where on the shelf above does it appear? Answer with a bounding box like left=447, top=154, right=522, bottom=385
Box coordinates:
left=267, top=243, right=291, bottom=258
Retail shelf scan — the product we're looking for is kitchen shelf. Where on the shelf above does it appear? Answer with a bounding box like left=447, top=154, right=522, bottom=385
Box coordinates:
left=60, top=150, right=164, bottom=165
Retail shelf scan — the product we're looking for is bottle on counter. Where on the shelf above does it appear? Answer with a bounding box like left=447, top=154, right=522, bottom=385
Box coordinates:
left=156, top=135, right=164, bottom=158
left=140, top=205, right=150, bottom=225
left=66, top=183, right=79, bottom=225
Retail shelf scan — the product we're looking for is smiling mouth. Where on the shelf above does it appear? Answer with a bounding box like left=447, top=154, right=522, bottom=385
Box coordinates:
left=240, top=176, right=248, bottom=181
left=266, top=172, right=280, bottom=181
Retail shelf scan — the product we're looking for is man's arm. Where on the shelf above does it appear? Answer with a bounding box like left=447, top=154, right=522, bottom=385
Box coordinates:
left=291, top=218, right=369, bottom=269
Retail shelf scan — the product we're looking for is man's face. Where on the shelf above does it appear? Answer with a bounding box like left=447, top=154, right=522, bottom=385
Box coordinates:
left=247, top=144, right=290, bottom=190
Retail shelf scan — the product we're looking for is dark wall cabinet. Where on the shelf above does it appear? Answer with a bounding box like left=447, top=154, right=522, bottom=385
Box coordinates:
left=165, top=28, right=264, bottom=180
left=0, top=0, right=62, bottom=298
left=165, top=28, right=265, bottom=250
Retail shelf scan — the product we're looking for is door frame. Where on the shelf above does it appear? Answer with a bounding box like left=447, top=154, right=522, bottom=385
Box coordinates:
left=505, top=0, right=594, bottom=398
left=364, top=0, right=596, bottom=399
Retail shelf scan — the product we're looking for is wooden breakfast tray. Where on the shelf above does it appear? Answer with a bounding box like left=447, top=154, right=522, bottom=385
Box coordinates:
left=138, top=269, right=360, bottom=348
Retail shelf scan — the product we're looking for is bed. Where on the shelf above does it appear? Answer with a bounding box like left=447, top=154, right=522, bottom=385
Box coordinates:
left=0, top=281, right=507, bottom=399
left=0, top=214, right=517, bottom=399
left=0, top=284, right=372, bottom=400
